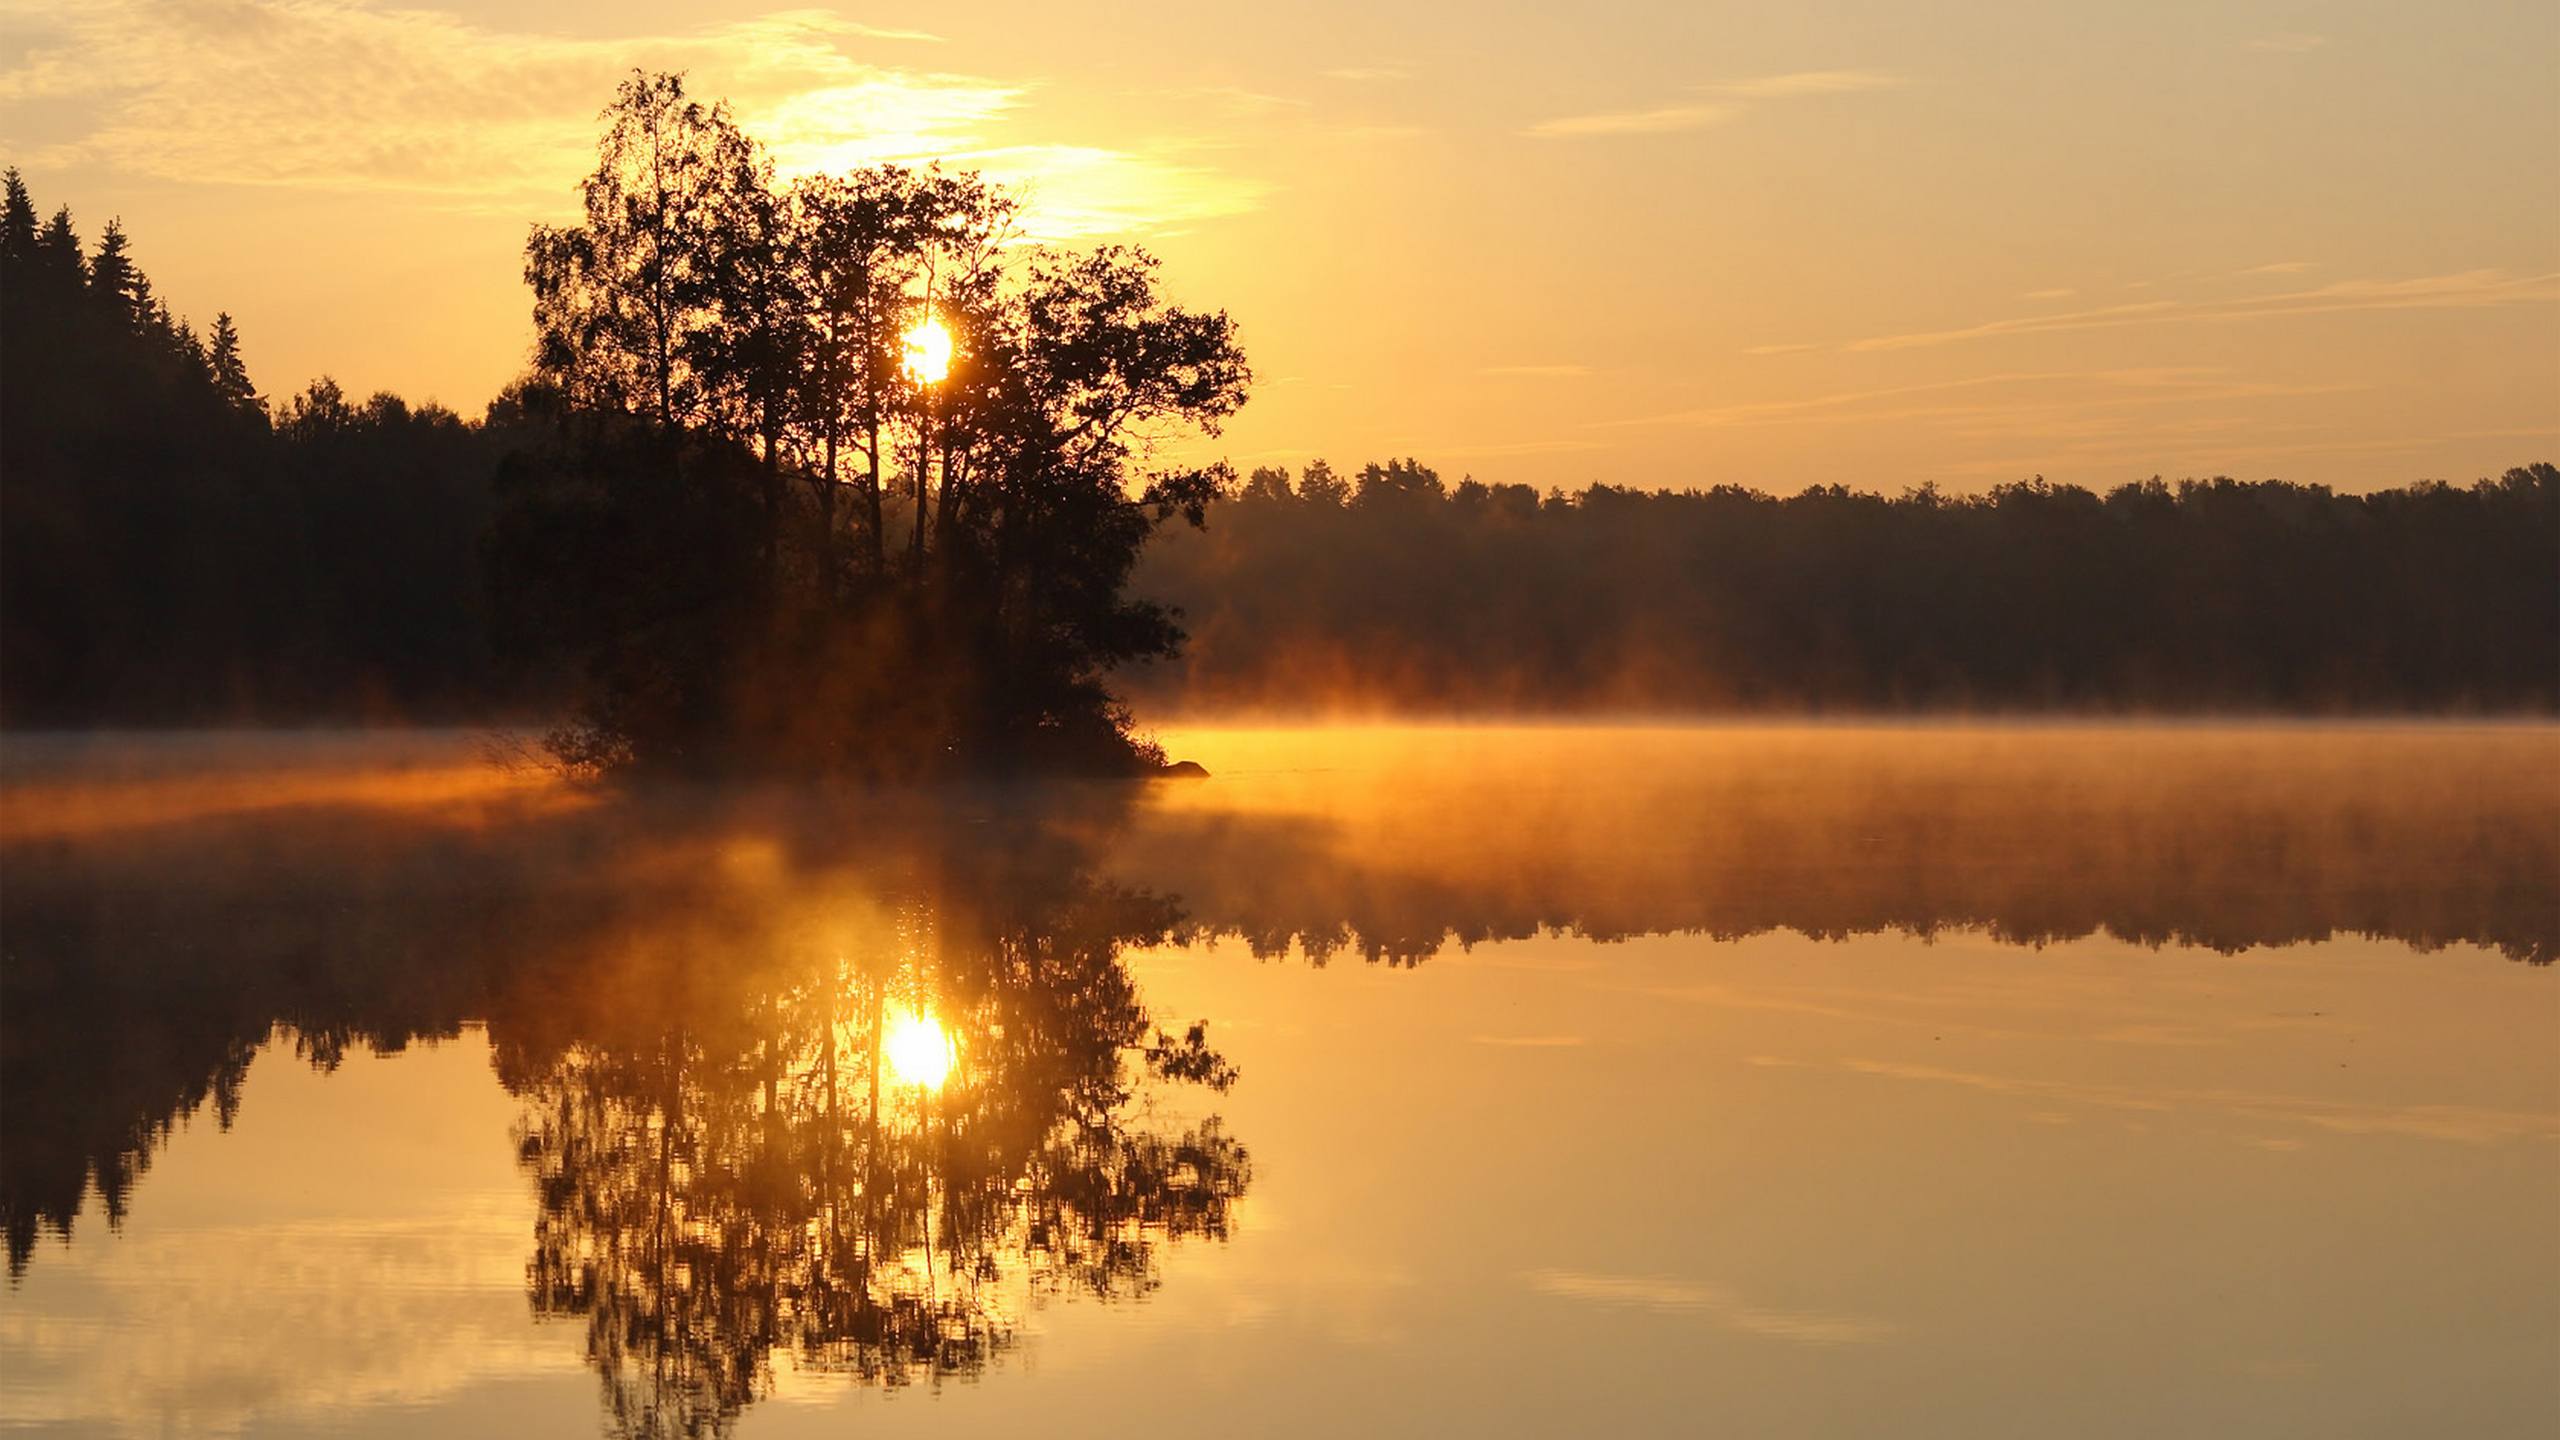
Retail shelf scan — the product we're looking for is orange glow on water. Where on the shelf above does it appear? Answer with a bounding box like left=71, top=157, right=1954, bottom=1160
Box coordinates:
left=882, top=1007, right=955, bottom=1090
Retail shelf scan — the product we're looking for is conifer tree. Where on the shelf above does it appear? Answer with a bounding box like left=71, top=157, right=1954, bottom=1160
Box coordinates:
left=87, top=218, right=138, bottom=321
left=0, top=169, right=35, bottom=269
left=207, top=312, right=262, bottom=417
left=33, top=207, right=85, bottom=301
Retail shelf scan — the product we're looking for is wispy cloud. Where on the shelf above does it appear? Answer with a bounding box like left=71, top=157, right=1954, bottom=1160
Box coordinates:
left=1528, top=69, right=1903, bottom=140
left=2244, top=32, right=2327, bottom=53
left=1481, top=363, right=1592, bottom=378
left=1934, top=424, right=2560, bottom=480
left=1714, top=69, right=1905, bottom=99
left=2021, top=287, right=2078, bottom=301
left=1841, top=270, right=2560, bottom=352
left=833, top=22, right=945, bottom=45
left=2235, top=260, right=2317, bottom=277
left=1526, top=103, right=1732, bottom=139
left=925, top=143, right=1263, bottom=238
left=1323, top=63, right=1412, bottom=83
left=1526, top=1269, right=1895, bottom=1345
left=1470, top=1033, right=1587, bottom=1047
left=0, top=0, right=1260, bottom=235
left=1406, top=436, right=1607, bottom=460
left=1600, top=366, right=2357, bottom=432
left=1155, top=85, right=1315, bottom=117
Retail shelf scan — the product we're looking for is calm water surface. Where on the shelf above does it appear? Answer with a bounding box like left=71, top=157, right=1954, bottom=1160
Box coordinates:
left=2, top=724, right=2555, bottom=1437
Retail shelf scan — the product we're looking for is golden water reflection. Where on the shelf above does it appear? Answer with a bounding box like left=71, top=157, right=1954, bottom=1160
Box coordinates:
left=881, top=1008, right=956, bottom=1092
left=500, top=883, right=1247, bottom=1433
left=0, top=724, right=2552, bottom=1436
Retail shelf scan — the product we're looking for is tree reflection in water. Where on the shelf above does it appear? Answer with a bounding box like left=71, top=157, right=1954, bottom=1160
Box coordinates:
left=0, top=783, right=1250, bottom=1436
left=499, top=878, right=1247, bottom=1435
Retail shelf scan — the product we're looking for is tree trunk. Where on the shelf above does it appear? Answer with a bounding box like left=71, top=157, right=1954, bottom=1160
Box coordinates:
left=821, top=422, right=839, bottom=547
left=912, top=398, right=931, bottom=564
left=759, top=417, right=781, bottom=582
left=932, top=440, right=964, bottom=548
left=863, top=417, right=886, bottom=572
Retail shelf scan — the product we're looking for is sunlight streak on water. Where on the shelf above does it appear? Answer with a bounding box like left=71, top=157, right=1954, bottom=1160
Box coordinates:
left=883, top=1008, right=957, bottom=1091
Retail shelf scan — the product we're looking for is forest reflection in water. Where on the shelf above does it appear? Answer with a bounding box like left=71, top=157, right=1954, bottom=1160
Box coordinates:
left=0, top=723, right=2553, bottom=1436
left=4, top=782, right=1249, bottom=1436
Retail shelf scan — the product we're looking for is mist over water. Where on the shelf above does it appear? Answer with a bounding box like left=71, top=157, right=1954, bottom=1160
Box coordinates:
left=1124, top=722, right=2558, bottom=961
left=1, top=722, right=2553, bottom=1436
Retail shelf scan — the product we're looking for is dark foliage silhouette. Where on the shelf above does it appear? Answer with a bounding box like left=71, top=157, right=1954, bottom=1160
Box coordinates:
left=499, top=74, right=1250, bottom=777
left=0, top=168, right=539, bottom=724
left=1135, top=459, right=2560, bottom=713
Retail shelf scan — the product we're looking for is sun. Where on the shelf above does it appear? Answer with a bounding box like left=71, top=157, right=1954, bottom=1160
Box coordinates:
left=902, top=314, right=952, bottom=384
left=883, top=1008, right=956, bottom=1090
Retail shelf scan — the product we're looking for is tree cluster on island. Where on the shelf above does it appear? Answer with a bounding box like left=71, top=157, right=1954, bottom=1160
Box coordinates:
left=2, top=66, right=1255, bottom=780
left=501, top=73, right=1250, bottom=777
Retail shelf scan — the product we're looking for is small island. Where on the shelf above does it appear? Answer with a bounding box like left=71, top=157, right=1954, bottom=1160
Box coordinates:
left=495, top=74, right=1249, bottom=780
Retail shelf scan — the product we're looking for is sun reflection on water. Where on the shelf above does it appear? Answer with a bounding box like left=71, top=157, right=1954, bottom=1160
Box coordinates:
left=882, top=1007, right=956, bottom=1091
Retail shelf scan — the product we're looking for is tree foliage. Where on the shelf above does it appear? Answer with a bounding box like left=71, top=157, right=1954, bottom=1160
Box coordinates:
left=503, top=73, right=1251, bottom=777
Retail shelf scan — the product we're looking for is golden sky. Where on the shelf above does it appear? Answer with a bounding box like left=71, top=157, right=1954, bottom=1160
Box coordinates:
left=4, top=0, right=2554, bottom=491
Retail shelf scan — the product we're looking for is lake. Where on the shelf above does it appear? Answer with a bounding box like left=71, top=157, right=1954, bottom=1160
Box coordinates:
left=2, top=724, right=2554, bottom=1437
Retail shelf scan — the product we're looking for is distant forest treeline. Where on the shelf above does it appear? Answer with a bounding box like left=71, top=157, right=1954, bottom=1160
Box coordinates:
left=1134, top=458, right=2560, bottom=712
left=3, top=171, right=2553, bottom=724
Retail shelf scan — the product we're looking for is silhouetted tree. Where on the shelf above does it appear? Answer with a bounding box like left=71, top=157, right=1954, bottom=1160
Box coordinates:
left=1, top=170, right=35, bottom=267
left=500, top=74, right=1250, bottom=777
left=524, top=73, right=746, bottom=431
left=205, top=312, right=260, bottom=417
left=85, top=218, right=140, bottom=329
